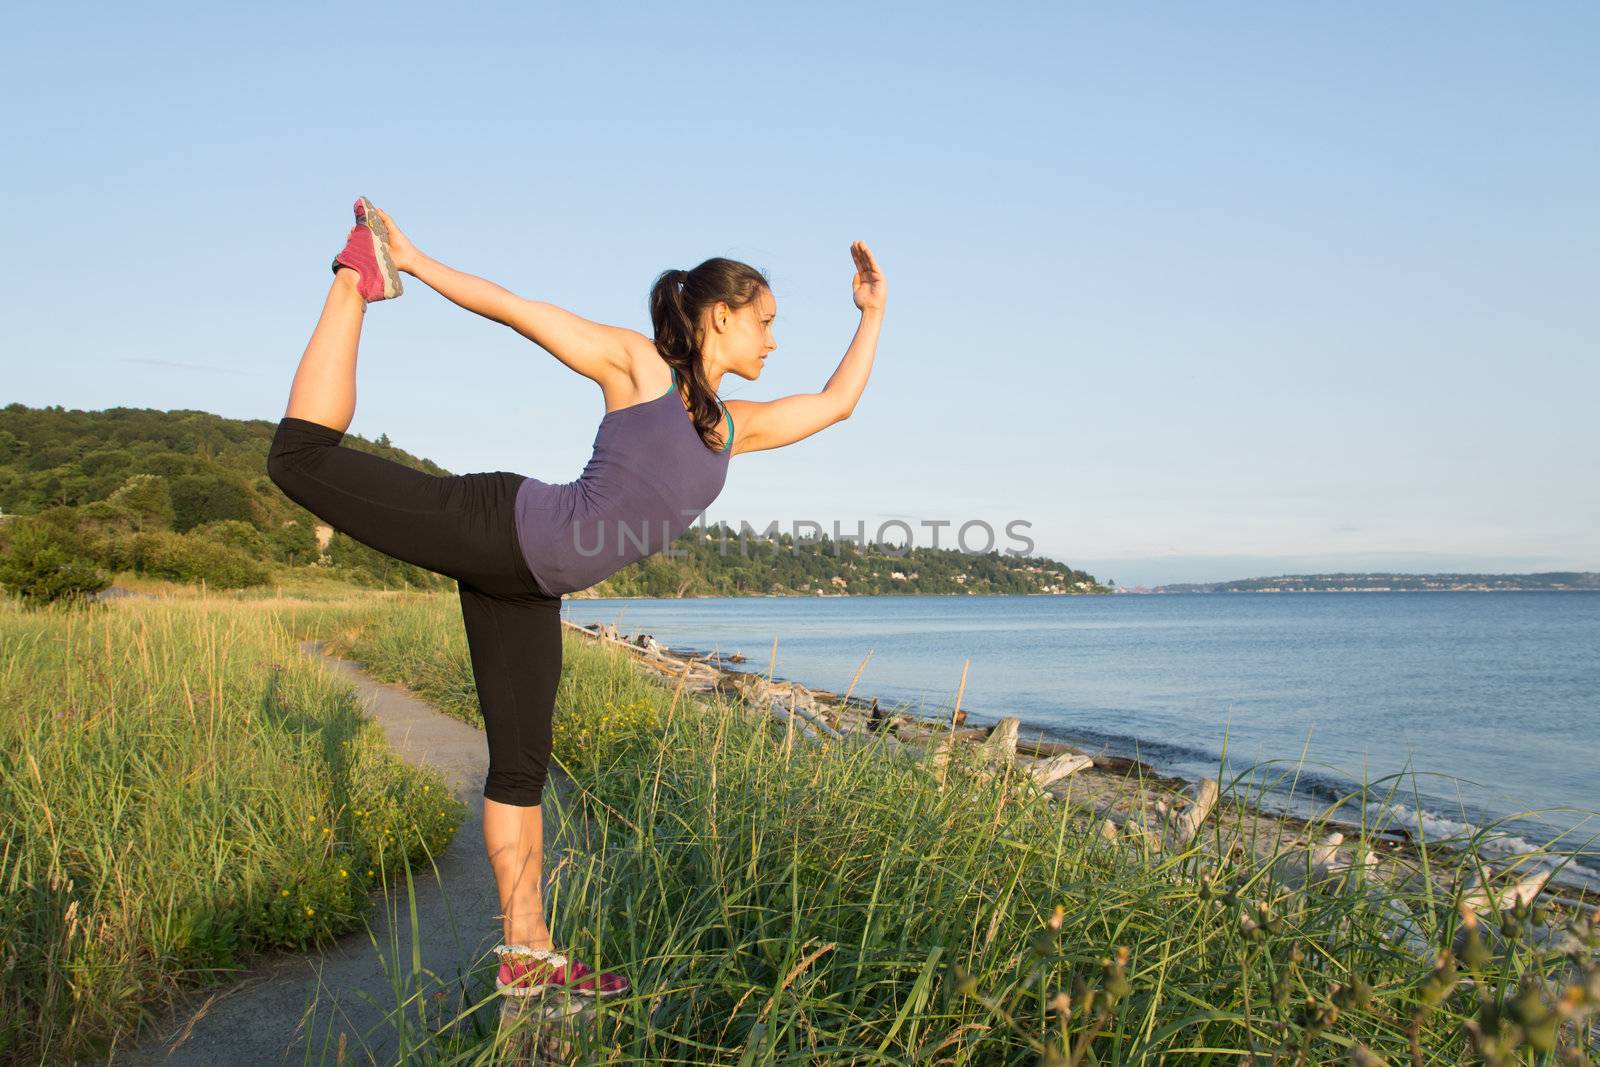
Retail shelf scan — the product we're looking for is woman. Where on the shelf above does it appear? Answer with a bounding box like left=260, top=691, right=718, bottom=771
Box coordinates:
left=266, top=198, right=885, bottom=1000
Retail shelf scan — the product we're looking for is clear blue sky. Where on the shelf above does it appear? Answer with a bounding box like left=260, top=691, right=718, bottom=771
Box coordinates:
left=4, top=3, right=1595, bottom=586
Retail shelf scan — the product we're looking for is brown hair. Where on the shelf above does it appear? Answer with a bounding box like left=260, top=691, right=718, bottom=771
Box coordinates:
left=649, top=256, right=771, bottom=452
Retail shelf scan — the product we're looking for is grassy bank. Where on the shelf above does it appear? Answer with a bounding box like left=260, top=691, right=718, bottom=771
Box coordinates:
left=326, top=596, right=1599, bottom=1064
left=0, top=593, right=467, bottom=1063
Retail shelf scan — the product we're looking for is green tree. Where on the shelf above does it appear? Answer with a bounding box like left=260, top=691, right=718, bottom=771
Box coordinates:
left=170, top=474, right=254, bottom=532
left=0, top=520, right=110, bottom=606
left=107, top=473, right=175, bottom=532
left=0, top=430, right=25, bottom=464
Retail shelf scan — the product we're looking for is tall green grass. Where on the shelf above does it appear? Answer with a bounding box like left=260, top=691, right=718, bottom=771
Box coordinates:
left=323, top=595, right=1599, bottom=1065
left=330, top=596, right=670, bottom=782
left=0, top=595, right=467, bottom=1063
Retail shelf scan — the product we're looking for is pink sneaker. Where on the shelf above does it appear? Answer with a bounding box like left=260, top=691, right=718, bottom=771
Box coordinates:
left=494, top=944, right=631, bottom=999
left=330, top=196, right=403, bottom=302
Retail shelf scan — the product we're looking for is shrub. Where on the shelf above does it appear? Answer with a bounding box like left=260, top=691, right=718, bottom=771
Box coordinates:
left=77, top=499, right=139, bottom=535
left=92, top=522, right=142, bottom=573
left=0, top=520, right=110, bottom=606
left=269, top=519, right=320, bottom=566
left=75, top=502, right=141, bottom=569
left=326, top=532, right=449, bottom=590
left=27, top=504, right=91, bottom=546
left=128, top=532, right=268, bottom=589
left=191, top=519, right=272, bottom=559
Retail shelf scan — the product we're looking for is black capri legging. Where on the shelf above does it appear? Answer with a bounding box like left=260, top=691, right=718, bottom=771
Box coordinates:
left=267, top=416, right=561, bottom=807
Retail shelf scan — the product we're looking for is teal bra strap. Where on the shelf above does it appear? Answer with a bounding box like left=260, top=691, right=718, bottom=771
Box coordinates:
left=671, top=365, right=733, bottom=452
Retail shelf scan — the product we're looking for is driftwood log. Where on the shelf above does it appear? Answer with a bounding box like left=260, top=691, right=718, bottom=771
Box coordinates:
left=1164, top=779, right=1219, bottom=848
left=976, top=716, right=1020, bottom=769
left=768, top=700, right=845, bottom=742
left=1027, top=752, right=1095, bottom=789
left=1111, top=778, right=1220, bottom=852
left=1461, top=865, right=1554, bottom=918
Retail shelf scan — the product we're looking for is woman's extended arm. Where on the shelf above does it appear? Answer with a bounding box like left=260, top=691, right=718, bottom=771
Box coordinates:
left=372, top=207, right=630, bottom=383
left=725, top=241, right=885, bottom=455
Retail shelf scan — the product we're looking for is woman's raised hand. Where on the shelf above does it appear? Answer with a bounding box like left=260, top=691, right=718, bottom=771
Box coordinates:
left=850, top=240, right=886, bottom=313
left=372, top=207, right=421, bottom=274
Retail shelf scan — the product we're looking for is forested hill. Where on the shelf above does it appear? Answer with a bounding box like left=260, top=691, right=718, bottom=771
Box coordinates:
left=0, top=404, right=1104, bottom=599
left=0, top=404, right=452, bottom=593
left=0, top=404, right=445, bottom=524
left=596, top=524, right=1104, bottom=598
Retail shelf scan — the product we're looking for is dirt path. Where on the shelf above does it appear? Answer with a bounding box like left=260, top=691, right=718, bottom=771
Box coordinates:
left=114, top=642, right=572, bottom=1066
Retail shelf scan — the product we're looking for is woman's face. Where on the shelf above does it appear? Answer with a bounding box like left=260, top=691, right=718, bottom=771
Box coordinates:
left=715, top=288, right=777, bottom=380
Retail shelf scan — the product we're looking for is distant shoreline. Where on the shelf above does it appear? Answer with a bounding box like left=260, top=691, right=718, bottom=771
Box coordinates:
left=1136, top=587, right=1600, bottom=594
left=567, top=586, right=1600, bottom=600
left=1146, top=571, right=1599, bottom=594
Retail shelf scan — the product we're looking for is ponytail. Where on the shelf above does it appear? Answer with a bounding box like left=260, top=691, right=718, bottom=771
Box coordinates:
left=648, top=257, right=770, bottom=453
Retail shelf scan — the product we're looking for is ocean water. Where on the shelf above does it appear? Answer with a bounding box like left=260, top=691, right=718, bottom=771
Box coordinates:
left=559, top=592, right=1600, bottom=880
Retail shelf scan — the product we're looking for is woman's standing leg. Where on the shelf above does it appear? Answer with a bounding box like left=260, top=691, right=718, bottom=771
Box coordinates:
left=462, top=588, right=628, bottom=996
left=458, top=587, right=563, bottom=951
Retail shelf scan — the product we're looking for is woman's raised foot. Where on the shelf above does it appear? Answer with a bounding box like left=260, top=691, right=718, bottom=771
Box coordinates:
left=330, top=196, right=403, bottom=303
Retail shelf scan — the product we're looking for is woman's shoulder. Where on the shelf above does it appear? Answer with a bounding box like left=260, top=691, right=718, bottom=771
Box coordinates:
left=618, top=328, right=662, bottom=363
left=609, top=331, right=674, bottom=400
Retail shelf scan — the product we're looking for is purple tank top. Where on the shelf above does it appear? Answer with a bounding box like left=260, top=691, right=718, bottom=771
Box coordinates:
left=513, top=368, right=732, bottom=597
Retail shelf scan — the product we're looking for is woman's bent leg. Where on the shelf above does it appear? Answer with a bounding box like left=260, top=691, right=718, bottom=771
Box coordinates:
left=459, top=585, right=563, bottom=949
left=286, top=269, right=366, bottom=432
left=266, top=420, right=535, bottom=590
left=270, top=267, right=541, bottom=586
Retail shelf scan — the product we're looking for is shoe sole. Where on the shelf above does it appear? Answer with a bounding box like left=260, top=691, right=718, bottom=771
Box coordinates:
left=356, top=196, right=403, bottom=300
left=572, top=985, right=629, bottom=998
left=496, top=978, right=630, bottom=999
left=495, top=986, right=588, bottom=1021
